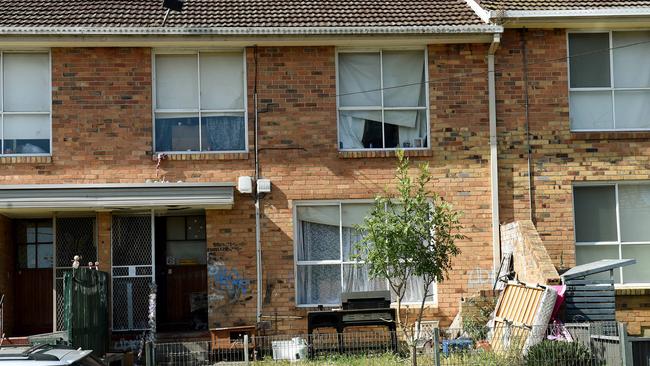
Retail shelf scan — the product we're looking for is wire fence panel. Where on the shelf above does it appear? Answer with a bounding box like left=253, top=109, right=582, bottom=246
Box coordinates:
left=150, top=322, right=625, bottom=365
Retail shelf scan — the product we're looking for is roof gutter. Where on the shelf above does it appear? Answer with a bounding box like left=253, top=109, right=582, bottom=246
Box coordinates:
left=490, top=7, right=650, bottom=20
left=0, top=25, right=503, bottom=36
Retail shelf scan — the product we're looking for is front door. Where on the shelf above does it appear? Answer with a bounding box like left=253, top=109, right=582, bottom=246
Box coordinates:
left=14, top=220, right=53, bottom=336
left=112, top=214, right=155, bottom=331
left=156, top=215, right=208, bottom=331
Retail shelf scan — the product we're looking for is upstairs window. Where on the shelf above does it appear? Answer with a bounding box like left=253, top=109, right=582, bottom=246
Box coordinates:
left=569, top=31, right=650, bottom=131
left=1, top=52, right=51, bottom=155
left=337, top=50, right=429, bottom=150
left=154, top=51, right=246, bottom=153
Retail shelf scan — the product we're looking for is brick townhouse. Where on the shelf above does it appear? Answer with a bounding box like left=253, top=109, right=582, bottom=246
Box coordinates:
left=0, top=0, right=649, bottom=342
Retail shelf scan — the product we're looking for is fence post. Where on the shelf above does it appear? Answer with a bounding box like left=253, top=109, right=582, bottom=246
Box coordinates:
left=619, top=322, right=632, bottom=366
left=433, top=327, right=441, bottom=366
left=144, top=341, right=152, bottom=366
left=244, top=334, right=250, bottom=365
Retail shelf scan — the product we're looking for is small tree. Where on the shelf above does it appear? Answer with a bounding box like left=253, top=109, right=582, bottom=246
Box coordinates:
left=354, top=150, right=465, bottom=365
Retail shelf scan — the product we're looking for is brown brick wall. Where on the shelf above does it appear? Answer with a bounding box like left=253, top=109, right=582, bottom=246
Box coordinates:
left=616, top=290, right=650, bottom=336
left=0, top=44, right=494, bottom=334
left=496, top=28, right=650, bottom=334
left=0, top=214, right=14, bottom=335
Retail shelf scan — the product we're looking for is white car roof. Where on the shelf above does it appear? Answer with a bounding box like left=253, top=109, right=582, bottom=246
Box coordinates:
left=0, top=345, right=93, bottom=364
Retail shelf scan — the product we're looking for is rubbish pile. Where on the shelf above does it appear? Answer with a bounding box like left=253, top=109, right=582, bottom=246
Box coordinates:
left=446, top=258, right=636, bottom=356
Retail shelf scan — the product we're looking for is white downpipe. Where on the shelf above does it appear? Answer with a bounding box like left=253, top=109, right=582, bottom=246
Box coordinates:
left=488, top=33, right=501, bottom=275
left=254, top=90, right=262, bottom=323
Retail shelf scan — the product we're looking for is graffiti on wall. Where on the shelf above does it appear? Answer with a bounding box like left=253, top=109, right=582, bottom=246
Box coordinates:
left=467, top=268, right=495, bottom=289
left=207, top=248, right=250, bottom=308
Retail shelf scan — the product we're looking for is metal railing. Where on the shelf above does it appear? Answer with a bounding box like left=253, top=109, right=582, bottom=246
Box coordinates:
left=149, top=322, right=628, bottom=365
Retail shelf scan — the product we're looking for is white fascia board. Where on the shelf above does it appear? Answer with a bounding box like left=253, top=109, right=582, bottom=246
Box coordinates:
left=492, top=7, right=650, bottom=19
left=465, top=0, right=492, bottom=23
left=0, top=25, right=503, bottom=36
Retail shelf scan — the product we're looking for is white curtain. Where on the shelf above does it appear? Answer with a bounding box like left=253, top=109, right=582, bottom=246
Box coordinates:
left=297, top=205, right=340, bottom=227
left=155, top=54, right=199, bottom=109
left=618, top=184, right=650, bottom=242
left=613, top=31, right=650, bottom=88
left=400, top=276, right=435, bottom=303
left=297, top=221, right=340, bottom=262
left=3, top=114, right=50, bottom=141
left=614, top=90, right=650, bottom=129
left=382, top=51, right=425, bottom=108
left=338, top=53, right=381, bottom=107
left=570, top=91, right=614, bottom=130
left=3, top=53, right=50, bottom=112
left=339, top=110, right=379, bottom=149
left=199, top=52, right=244, bottom=110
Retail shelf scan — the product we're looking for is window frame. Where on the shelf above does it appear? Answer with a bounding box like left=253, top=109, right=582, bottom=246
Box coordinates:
left=16, top=218, right=54, bottom=269
left=573, top=181, right=650, bottom=286
left=293, top=199, right=438, bottom=308
left=0, top=50, right=52, bottom=157
left=567, top=30, right=650, bottom=132
left=335, top=48, right=431, bottom=151
left=151, top=49, right=248, bottom=154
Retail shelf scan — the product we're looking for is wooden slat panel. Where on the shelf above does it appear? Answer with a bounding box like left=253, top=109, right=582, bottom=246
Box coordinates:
left=565, top=296, right=615, bottom=303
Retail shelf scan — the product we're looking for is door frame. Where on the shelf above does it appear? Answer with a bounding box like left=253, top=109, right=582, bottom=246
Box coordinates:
left=110, top=209, right=156, bottom=331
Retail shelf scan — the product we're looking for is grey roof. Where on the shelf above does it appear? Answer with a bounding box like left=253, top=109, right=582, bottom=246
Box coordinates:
left=0, top=0, right=487, bottom=29
left=480, top=0, right=650, bottom=11
left=561, top=259, right=636, bottom=280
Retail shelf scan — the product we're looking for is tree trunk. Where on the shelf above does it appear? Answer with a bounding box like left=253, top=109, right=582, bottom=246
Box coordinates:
left=411, top=342, right=418, bottom=366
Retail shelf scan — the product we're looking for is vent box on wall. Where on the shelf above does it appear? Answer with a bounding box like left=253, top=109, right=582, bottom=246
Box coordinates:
left=257, top=178, right=271, bottom=193
left=237, top=176, right=253, bottom=194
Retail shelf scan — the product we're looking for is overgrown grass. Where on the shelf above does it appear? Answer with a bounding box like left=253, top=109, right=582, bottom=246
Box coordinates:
left=250, top=350, right=521, bottom=365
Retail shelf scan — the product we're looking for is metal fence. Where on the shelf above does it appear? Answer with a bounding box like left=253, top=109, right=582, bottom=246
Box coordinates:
left=150, top=322, right=629, bottom=365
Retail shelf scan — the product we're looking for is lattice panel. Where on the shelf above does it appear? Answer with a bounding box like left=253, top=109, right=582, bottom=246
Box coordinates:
left=55, top=217, right=97, bottom=331
left=112, top=216, right=152, bottom=267
left=56, top=277, right=65, bottom=331
left=112, top=277, right=153, bottom=331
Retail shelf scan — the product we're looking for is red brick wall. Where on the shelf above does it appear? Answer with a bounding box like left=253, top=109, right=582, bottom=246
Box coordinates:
left=0, top=44, right=494, bottom=333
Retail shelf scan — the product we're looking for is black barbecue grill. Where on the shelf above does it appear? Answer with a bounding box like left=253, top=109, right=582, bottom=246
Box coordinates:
left=306, top=291, right=397, bottom=356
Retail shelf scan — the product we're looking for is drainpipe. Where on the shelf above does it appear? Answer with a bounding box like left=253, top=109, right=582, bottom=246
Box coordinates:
left=253, top=46, right=263, bottom=323
left=488, top=33, right=501, bottom=276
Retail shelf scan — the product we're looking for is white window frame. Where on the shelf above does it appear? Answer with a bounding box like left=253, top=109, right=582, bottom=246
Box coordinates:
left=151, top=49, right=248, bottom=154
left=335, top=48, right=431, bottom=151
left=573, top=181, right=650, bottom=286
left=293, top=199, right=438, bottom=308
left=0, top=50, right=52, bottom=157
left=567, top=30, right=650, bottom=132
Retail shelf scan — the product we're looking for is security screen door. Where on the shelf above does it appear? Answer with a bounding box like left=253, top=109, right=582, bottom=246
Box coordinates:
left=112, top=214, right=155, bottom=331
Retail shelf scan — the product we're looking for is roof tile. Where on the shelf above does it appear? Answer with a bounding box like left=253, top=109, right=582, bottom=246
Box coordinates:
left=0, top=0, right=486, bottom=28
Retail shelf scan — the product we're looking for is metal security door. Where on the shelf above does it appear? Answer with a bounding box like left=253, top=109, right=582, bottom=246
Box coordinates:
left=112, top=214, right=154, bottom=331
left=54, top=216, right=98, bottom=331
